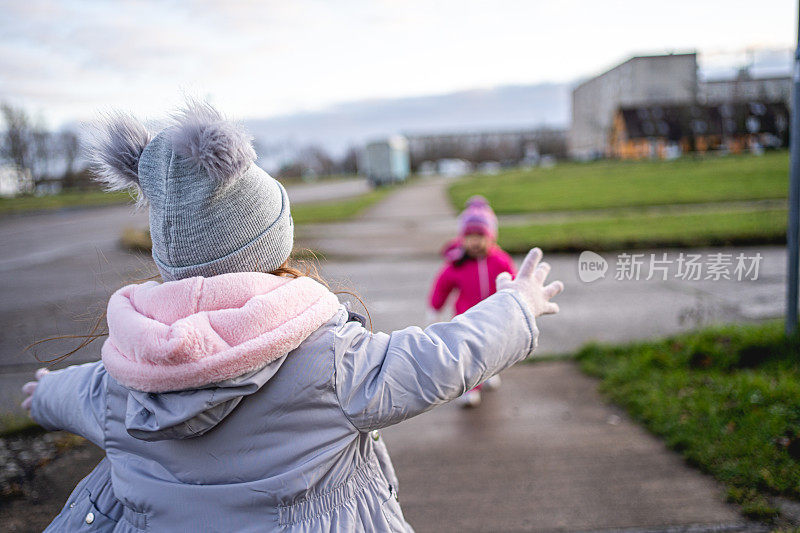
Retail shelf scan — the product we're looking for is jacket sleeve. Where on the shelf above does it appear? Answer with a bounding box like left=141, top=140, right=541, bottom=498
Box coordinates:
left=30, top=361, right=108, bottom=448
left=334, top=289, right=538, bottom=431
left=428, top=264, right=456, bottom=311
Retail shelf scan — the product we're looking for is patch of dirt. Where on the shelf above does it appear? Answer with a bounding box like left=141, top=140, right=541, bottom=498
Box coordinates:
left=0, top=432, right=102, bottom=532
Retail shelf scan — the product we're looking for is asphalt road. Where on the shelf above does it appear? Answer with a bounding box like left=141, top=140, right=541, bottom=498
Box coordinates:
left=280, top=177, right=370, bottom=204
left=0, top=178, right=371, bottom=410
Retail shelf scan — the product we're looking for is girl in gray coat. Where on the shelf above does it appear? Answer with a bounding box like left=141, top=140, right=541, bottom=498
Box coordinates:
left=21, top=101, right=563, bottom=532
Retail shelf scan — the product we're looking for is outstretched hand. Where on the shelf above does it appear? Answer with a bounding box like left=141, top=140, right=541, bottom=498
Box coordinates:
left=496, top=247, right=564, bottom=317
left=21, top=368, right=49, bottom=411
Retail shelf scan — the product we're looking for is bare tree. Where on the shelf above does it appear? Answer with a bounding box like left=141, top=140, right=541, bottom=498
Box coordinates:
left=31, top=126, right=54, bottom=180
left=60, top=130, right=80, bottom=174
left=338, top=146, right=359, bottom=174
left=298, top=145, right=335, bottom=176
left=58, top=130, right=88, bottom=189
left=1, top=103, right=33, bottom=173
left=277, top=161, right=303, bottom=179
left=0, top=103, right=66, bottom=183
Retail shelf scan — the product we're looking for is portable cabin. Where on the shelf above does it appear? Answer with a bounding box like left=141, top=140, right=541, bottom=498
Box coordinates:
left=360, top=136, right=410, bottom=185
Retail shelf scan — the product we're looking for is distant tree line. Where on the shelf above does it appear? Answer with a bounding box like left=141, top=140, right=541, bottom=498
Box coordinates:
left=2, top=100, right=568, bottom=188
left=0, top=102, right=88, bottom=191
left=270, top=127, right=570, bottom=179
left=272, top=145, right=359, bottom=179
left=407, top=128, right=568, bottom=171
left=0, top=101, right=359, bottom=188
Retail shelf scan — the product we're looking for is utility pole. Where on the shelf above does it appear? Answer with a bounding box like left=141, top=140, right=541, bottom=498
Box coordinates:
left=788, top=2, right=800, bottom=335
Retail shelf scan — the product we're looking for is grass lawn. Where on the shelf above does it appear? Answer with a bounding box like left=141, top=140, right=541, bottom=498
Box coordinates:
left=0, top=190, right=133, bottom=215
left=576, top=320, right=800, bottom=520
left=449, top=151, right=789, bottom=214
left=498, top=207, right=787, bottom=253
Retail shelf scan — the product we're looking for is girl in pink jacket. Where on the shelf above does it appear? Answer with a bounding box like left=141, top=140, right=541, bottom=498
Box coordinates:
left=429, top=196, right=517, bottom=406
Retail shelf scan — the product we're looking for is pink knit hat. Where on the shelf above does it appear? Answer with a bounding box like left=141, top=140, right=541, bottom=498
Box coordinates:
left=458, top=195, right=498, bottom=240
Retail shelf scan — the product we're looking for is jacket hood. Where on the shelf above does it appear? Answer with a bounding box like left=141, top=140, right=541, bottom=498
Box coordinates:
left=124, top=364, right=279, bottom=441
left=101, top=272, right=340, bottom=440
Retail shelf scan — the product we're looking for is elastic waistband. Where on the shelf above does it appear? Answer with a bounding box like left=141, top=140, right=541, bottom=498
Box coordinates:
left=278, top=459, right=379, bottom=526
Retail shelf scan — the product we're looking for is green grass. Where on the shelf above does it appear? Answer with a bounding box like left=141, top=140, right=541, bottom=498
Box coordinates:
left=498, top=207, right=787, bottom=253
left=0, top=190, right=133, bottom=215
left=290, top=187, right=392, bottom=225
left=0, top=414, right=42, bottom=437
left=448, top=151, right=791, bottom=252
left=450, top=151, right=789, bottom=214
left=576, top=321, right=800, bottom=521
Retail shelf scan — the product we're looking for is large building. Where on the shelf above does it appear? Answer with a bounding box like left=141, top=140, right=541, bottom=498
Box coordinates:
left=701, top=69, right=791, bottom=105
left=569, top=52, right=792, bottom=159
left=609, top=101, right=789, bottom=160
left=570, top=53, right=698, bottom=160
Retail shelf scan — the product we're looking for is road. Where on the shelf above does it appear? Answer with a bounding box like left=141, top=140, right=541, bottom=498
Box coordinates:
left=280, top=177, right=370, bottom=204
left=0, top=176, right=784, bottom=531
left=0, top=179, right=369, bottom=408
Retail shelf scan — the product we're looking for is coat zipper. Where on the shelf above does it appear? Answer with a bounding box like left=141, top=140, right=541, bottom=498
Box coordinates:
left=478, top=258, right=489, bottom=299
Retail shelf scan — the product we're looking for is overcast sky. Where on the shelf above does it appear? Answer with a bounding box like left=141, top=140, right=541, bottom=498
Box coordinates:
left=0, top=0, right=795, bottom=127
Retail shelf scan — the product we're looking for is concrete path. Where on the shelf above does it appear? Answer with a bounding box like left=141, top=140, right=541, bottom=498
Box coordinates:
left=0, top=176, right=785, bottom=530
left=295, top=177, right=459, bottom=258
left=382, top=363, right=749, bottom=532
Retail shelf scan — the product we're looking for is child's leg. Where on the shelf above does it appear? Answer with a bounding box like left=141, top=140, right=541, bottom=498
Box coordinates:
left=459, top=385, right=482, bottom=407
left=483, top=374, right=502, bottom=391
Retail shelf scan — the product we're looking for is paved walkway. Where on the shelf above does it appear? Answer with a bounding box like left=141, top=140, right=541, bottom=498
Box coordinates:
left=383, top=363, right=748, bottom=532
left=295, top=177, right=458, bottom=259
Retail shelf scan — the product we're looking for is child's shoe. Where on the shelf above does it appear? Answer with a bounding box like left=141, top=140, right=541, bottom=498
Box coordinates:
left=459, top=389, right=481, bottom=408
left=483, top=374, right=502, bottom=391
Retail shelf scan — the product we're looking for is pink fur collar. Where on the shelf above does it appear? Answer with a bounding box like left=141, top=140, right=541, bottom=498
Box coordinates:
left=101, top=272, right=340, bottom=392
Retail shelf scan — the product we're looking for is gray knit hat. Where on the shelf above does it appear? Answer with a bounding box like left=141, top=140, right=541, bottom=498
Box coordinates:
left=88, top=101, right=293, bottom=281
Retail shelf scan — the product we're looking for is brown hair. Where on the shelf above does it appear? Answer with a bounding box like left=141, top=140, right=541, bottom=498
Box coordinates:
left=28, top=253, right=370, bottom=367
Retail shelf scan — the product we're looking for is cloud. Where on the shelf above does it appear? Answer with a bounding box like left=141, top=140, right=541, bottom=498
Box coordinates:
left=0, top=0, right=794, bottom=126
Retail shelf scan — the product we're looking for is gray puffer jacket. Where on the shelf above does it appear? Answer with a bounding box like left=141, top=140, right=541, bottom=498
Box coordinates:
left=31, top=276, right=537, bottom=532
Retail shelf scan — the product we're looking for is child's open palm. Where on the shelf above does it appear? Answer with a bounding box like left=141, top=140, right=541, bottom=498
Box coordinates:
left=496, top=248, right=564, bottom=317
left=21, top=368, right=48, bottom=411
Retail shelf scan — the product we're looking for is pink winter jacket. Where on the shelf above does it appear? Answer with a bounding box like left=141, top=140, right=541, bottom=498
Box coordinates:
left=429, top=243, right=517, bottom=316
